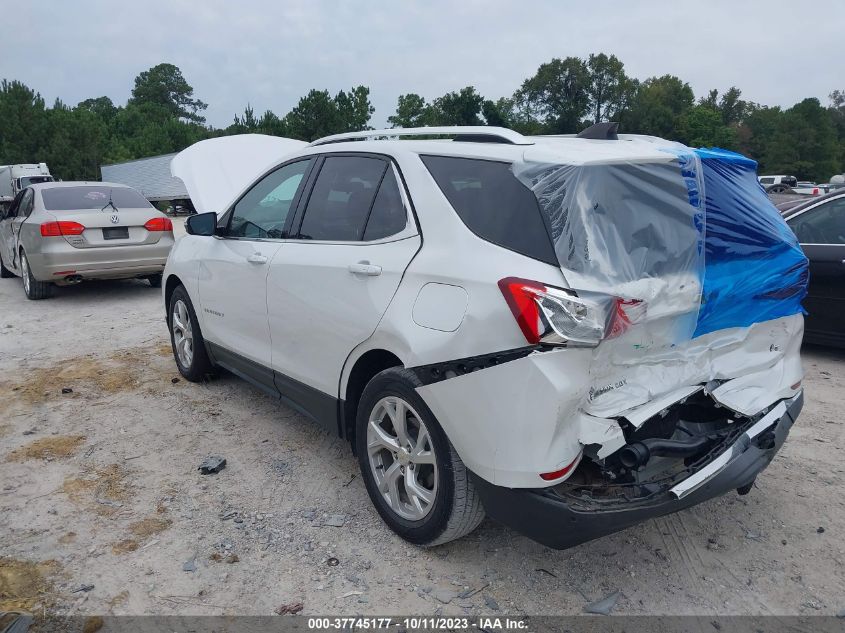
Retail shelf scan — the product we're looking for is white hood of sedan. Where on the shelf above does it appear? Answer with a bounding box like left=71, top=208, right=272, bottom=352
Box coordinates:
left=170, top=134, right=307, bottom=215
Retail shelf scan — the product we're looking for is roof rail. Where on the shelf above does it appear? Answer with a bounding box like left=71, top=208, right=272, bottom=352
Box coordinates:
left=309, top=126, right=533, bottom=147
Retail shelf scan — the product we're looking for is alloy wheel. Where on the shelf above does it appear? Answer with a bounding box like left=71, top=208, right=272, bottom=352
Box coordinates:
left=21, top=253, right=30, bottom=295
left=171, top=299, right=194, bottom=368
left=366, top=396, right=438, bottom=521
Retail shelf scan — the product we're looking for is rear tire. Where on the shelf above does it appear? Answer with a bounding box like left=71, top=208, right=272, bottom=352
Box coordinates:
left=0, top=251, right=13, bottom=278
left=146, top=273, right=163, bottom=288
left=168, top=284, right=214, bottom=381
left=20, top=250, right=52, bottom=300
left=355, top=367, right=485, bottom=546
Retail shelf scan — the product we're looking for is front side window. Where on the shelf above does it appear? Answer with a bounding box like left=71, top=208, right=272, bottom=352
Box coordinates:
left=228, top=159, right=311, bottom=239
left=788, top=198, right=845, bottom=244
left=422, top=155, right=557, bottom=264
left=3, top=190, right=25, bottom=219
left=298, top=156, right=387, bottom=241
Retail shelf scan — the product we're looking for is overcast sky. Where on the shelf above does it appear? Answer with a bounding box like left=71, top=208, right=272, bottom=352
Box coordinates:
left=4, top=0, right=842, bottom=129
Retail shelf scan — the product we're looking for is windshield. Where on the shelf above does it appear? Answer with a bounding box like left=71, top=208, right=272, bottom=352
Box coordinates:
left=41, top=186, right=152, bottom=211
left=19, top=176, right=54, bottom=187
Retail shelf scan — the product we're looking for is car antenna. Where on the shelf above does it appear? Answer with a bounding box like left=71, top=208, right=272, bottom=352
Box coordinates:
left=101, top=188, right=119, bottom=213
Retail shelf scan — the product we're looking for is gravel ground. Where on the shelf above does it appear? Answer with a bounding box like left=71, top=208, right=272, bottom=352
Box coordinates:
left=1, top=246, right=843, bottom=617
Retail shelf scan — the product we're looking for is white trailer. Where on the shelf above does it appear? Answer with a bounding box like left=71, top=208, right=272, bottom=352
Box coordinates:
left=0, top=163, right=54, bottom=205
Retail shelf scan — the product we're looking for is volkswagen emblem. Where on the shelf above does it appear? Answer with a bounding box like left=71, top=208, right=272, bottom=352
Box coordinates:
left=110, top=214, right=119, bottom=224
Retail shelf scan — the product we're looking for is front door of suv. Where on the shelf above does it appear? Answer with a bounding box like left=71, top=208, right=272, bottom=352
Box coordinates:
left=196, top=159, right=313, bottom=379
left=266, top=154, right=420, bottom=429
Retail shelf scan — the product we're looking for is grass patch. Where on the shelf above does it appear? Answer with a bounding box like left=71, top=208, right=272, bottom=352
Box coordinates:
left=7, top=435, right=85, bottom=461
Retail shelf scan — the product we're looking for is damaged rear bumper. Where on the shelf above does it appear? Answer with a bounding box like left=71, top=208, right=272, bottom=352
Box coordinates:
left=471, top=391, right=803, bottom=550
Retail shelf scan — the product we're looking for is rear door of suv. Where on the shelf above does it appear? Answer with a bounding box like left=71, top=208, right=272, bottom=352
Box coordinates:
left=266, top=153, right=420, bottom=430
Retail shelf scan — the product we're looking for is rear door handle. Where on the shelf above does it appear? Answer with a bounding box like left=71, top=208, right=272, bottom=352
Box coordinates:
left=348, top=261, right=382, bottom=276
left=247, top=253, right=268, bottom=264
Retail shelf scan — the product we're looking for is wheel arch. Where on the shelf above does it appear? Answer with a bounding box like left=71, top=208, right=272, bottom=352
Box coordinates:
left=341, top=348, right=405, bottom=446
left=164, top=273, right=184, bottom=323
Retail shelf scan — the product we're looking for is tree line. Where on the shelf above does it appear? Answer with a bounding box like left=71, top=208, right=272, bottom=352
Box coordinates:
left=1, top=55, right=843, bottom=182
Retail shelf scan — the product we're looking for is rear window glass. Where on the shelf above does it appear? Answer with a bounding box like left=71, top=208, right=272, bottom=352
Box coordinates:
left=421, top=155, right=556, bottom=265
left=41, top=186, right=152, bottom=211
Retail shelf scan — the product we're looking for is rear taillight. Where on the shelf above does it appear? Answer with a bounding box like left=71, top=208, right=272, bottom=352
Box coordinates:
left=812, top=188, right=819, bottom=196
left=144, top=217, right=173, bottom=232
left=40, top=221, right=85, bottom=237
left=498, top=277, right=644, bottom=347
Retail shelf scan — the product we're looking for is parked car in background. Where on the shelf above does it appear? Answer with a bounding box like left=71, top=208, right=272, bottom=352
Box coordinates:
left=0, top=182, right=175, bottom=299
left=758, top=174, right=797, bottom=193
left=782, top=190, right=845, bottom=347
left=162, top=128, right=806, bottom=549
left=792, top=181, right=827, bottom=196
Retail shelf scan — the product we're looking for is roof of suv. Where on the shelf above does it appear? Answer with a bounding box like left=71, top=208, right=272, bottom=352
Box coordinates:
left=307, top=126, right=690, bottom=166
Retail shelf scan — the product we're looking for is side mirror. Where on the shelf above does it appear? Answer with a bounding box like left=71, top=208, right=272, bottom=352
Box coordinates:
left=185, top=212, right=218, bottom=236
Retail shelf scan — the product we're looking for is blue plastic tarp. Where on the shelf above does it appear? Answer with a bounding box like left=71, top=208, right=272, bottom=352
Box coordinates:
left=693, top=148, right=809, bottom=337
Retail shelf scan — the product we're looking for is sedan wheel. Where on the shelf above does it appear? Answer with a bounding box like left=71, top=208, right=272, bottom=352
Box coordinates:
left=20, top=251, right=52, bottom=300
left=366, top=396, right=438, bottom=521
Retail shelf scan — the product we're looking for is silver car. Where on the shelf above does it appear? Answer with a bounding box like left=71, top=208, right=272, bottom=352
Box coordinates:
left=0, top=182, right=175, bottom=299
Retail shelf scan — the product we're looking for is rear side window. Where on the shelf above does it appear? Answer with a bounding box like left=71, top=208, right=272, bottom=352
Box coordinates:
left=298, top=156, right=387, bottom=241
left=363, top=169, right=407, bottom=240
left=41, top=186, right=152, bottom=211
left=759, top=177, right=775, bottom=185
left=421, top=155, right=556, bottom=265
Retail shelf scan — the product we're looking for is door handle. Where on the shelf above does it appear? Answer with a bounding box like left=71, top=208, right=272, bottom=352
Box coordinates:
left=348, top=261, right=382, bottom=276
left=247, top=253, right=268, bottom=264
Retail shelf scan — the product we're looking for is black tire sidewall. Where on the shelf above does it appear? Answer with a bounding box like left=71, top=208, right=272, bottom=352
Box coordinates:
left=355, top=370, right=456, bottom=545
left=168, top=285, right=208, bottom=380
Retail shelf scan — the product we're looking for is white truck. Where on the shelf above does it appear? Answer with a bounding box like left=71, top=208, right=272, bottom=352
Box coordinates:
left=0, top=163, right=54, bottom=209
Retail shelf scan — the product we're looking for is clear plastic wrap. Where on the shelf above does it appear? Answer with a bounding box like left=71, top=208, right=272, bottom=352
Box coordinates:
left=513, top=148, right=706, bottom=345
left=512, top=143, right=808, bottom=345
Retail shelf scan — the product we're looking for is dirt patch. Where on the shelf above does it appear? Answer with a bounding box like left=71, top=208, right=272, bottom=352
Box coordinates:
left=156, top=343, right=173, bottom=357
left=0, top=349, right=161, bottom=405
left=58, top=532, right=77, bottom=545
left=111, top=539, right=139, bottom=555
left=129, top=517, right=172, bottom=539
left=7, top=435, right=85, bottom=462
left=108, top=590, right=129, bottom=608
left=62, top=464, right=133, bottom=515
left=0, top=558, right=57, bottom=611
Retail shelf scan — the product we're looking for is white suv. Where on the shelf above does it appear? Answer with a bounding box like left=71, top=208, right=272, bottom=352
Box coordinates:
left=163, top=126, right=808, bottom=549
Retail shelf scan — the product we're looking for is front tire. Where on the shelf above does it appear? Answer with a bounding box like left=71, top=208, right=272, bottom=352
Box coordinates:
left=355, top=367, right=485, bottom=546
left=20, top=250, right=52, bottom=300
left=168, top=285, right=214, bottom=381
